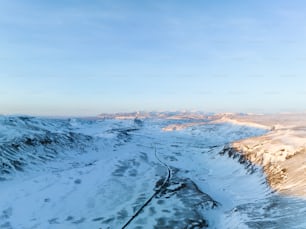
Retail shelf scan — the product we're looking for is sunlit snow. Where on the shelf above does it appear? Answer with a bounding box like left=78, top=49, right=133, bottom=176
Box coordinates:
left=0, top=115, right=305, bottom=229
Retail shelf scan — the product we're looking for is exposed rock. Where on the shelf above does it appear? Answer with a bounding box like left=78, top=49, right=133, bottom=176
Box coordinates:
left=227, top=114, right=306, bottom=197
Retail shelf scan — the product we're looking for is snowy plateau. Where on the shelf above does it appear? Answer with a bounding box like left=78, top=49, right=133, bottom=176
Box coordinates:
left=0, top=114, right=305, bottom=229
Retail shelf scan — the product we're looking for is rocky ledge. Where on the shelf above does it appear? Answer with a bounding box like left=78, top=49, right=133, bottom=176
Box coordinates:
left=226, top=113, right=306, bottom=198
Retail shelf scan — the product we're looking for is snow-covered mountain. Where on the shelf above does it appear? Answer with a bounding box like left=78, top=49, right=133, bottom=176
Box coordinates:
left=0, top=115, right=305, bottom=229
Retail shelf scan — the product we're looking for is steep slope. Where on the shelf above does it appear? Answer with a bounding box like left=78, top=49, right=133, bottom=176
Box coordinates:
left=225, top=114, right=306, bottom=197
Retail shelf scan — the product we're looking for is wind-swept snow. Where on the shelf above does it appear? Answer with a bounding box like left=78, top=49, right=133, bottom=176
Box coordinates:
left=225, top=113, right=306, bottom=197
left=0, top=115, right=305, bottom=228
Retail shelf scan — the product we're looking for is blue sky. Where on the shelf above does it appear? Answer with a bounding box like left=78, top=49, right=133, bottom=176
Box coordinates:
left=1, top=0, right=306, bottom=115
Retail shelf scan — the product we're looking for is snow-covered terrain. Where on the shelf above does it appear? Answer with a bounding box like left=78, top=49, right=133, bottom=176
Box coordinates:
left=0, top=115, right=306, bottom=229
left=220, top=113, right=306, bottom=197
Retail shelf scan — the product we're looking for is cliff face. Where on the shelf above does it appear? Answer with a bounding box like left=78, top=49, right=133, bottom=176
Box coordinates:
left=229, top=114, right=306, bottom=197
left=158, top=112, right=306, bottom=197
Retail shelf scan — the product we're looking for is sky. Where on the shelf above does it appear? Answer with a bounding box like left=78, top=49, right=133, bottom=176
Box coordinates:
left=1, top=0, right=306, bottom=116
